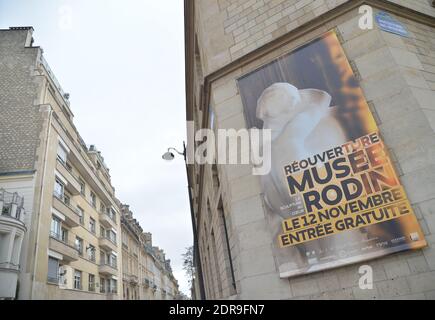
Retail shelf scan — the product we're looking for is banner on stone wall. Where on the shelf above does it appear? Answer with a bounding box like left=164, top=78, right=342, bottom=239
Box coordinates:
left=237, top=30, right=427, bottom=278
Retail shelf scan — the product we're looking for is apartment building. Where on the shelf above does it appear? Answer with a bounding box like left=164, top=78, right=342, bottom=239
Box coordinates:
left=121, top=205, right=179, bottom=300
left=185, top=0, right=435, bottom=299
left=0, top=27, right=122, bottom=299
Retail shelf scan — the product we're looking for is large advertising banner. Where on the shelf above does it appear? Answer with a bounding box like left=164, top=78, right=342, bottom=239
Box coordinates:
left=237, top=31, right=427, bottom=278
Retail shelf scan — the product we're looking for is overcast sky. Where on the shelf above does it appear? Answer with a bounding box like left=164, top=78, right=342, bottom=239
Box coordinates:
left=0, top=0, right=192, bottom=295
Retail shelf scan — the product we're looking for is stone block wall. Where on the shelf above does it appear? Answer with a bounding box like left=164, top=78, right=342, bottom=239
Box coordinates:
left=195, top=0, right=435, bottom=74
left=0, top=28, right=43, bottom=173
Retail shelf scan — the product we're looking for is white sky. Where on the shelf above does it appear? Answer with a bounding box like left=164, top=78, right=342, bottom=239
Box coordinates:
left=0, top=0, right=192, bottom=296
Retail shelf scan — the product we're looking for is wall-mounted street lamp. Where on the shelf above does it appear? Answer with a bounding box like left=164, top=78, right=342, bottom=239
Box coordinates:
left=162, top=147, right=185, bottom=162
left=161, top=142, right=206, bottom=300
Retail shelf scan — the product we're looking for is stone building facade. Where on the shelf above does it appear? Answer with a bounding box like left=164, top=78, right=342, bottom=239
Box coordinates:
left=0, top=27, right=124, bottom=299
left=185, top=0, right=435, bottom=299
left=121, top=205, right=179, bottom=300
left=0, top=26, right=181, bottom=300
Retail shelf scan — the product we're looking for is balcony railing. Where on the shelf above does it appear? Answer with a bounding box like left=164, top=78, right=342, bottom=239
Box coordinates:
left=100, top=262, right=117, bottom=270
left=50, top=231, right=66, bottom=242
left=49, top=231, right=80, bottom=262
left=53, top=190, right=81, bottom=216
left=100, top=208, right=116, bottom=224
left=50, top=231, right=77, bottom=249
left=57, top=157, right=82, bottom=184
left=100, top=234, right=117, bottom=246
left=0, top=189, right=25, bottom=223
left=108, top=287, right=117, bottom=294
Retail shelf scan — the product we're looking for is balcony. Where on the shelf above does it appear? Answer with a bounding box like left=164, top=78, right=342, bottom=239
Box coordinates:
left=99, top=209, right=116, bottom=229
left=106, top=290, right=118, bottom=300
left=52, top=191, right=80, bottom=227
left=99, top=263, right=117, bottom=276
left=123, top=273, right=139, bottom=284
left=130, top=275, right=138, bottom=284
left=56, top=159, right=81, bottom=195
left=47, top=275, right=68, bottom=288
left=0, top=189, right=26, bottom=230
left=98, top=236, right=117, bottom=252
left=49, top=232, right=79, bottom=262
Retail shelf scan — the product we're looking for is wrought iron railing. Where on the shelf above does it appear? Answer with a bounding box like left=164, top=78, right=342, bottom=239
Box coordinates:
left=49, top=231, right=79, bottom=253
left=100, top=233, right=117, bottom=246
left=57, top=157, right=82, bottom=185
left=0, top=189, right=25, bottom=222
left=100, top=262, right=117, bottom=270
left=53, top=190, right=81, bottom=217
left=100, top=207, right=117, bottom=224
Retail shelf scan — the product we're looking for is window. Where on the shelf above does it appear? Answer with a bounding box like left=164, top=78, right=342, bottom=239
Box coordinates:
left=100, top=278, right=106, bottom=293
left=100, top=203, right=106, bottom=215
left=122, top=232, right=128, bottom=247
left=50, top=216, right=61, bottom=239
left=90, top=192, right=97, bottom=208
left=54, top=178, right=64, bottom=199
left=88, top=244, right=96, bottom=262
left=109, top=208, right=116, bottom=222
left=89, top=217, right=96, bottom=234
left=79, top=179, right=85, bottom=196
left=88, top=274, right=95, bottom=292
left=77, top=206, right=84, bottom=225
left=100, top=250, right=106, bottom=265
left=57, top=144, right=68, bottom=164
left=110, top=279, right=117, bottom=294
left=109, top=254, right=117, bottom=269
left=74, top=270, right=82, bottom=290
left=47, top=257, right=59, bottom=283
left=75, top=237, right=83, bottom=256
left=106, top=230, right=116, bottom=244
left=61, top=228, right=68, bottom=243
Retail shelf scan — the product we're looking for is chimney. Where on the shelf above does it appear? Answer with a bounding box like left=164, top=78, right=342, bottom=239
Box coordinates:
left=9, top=26, right=34, bottom=47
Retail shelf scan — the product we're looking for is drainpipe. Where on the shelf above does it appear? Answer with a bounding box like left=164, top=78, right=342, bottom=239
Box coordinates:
left=183, top=142, right=206, bottom=300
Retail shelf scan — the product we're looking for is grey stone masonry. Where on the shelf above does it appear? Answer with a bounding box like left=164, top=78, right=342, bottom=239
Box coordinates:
left=0, top=28, right=44, bottom=173
left=197, top=0, right=435, bottom=74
